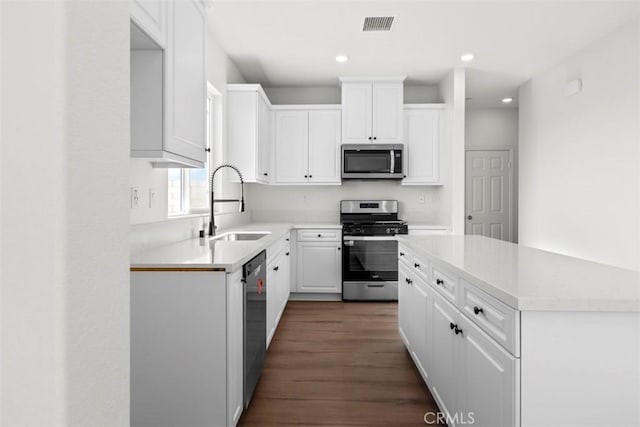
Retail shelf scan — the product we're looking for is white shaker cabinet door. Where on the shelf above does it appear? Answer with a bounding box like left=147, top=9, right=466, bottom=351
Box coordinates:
left=341, top=83, right=373, bottom=144
left=410, top=278, right=430, bottom=383
left=372, top=82, right=403, bottom=144
left=226, top=270, right=244, bottom=427
left=308, top=110, right=341, bottom=184
left=403, top=107, right=441, bottom=185
left=257, top=96, right=271, bottom=183
left=131, top=0, right=166, bottom=47
left=398, top=267, right=413, bottom=348
left=429, top=290, right=460, bottom=425
left=274, top=111, right=309, bottom=184
left=458, top=315, right=519, bottom=427
left=165, top=0, right=206, bottom=165
left=296, top=242, right=342, bottom=293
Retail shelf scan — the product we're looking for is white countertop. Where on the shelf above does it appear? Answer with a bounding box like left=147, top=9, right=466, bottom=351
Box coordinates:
left=130, top=222, right=341, bottom=272
left=398, top=235, right=640, bottom=312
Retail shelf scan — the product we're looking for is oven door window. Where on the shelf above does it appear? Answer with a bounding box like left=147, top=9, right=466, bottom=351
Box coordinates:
left=343, top=150, right=391, bottom=174
left=343, top=239, right=398, bottom=282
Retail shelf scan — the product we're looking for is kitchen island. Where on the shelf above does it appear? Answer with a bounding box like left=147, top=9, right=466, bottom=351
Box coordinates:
left=397, top=234, right=640, bottom=427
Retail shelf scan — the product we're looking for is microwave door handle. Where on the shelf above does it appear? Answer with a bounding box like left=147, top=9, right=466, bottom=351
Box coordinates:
left=390, top=149, right=395, bottom=173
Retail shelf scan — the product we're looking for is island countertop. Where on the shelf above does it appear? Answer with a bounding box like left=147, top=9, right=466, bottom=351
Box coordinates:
left=397, top=235, right=640, bottom=312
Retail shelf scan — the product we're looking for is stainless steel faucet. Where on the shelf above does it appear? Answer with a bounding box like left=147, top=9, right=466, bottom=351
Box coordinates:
left=209, top=164, right=245, bottom=236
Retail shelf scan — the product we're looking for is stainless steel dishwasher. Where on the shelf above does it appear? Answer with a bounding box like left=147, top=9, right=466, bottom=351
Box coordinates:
left=242, top=250, right=266, bottom=408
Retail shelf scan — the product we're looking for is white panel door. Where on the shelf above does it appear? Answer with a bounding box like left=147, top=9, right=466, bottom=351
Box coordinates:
left=257, top=96, right=271, bottom=183
left=342, top=83, right=372, bottom=144
left=274, top=111, right=309, bottom=184
left=458, top=315, right=519, bottom=427
left=296, top=242, right=342, bottom=293
left=308, top=110, right=341, bottom=184
left=430, top=291, right=460, bottom=425
left=372, top=83, right=403, bottom=143
left=403, top=108, right=440, bottom=184
left=465, top=150, right=511, bottom=241
left=165, top=0, right=206, bottom=164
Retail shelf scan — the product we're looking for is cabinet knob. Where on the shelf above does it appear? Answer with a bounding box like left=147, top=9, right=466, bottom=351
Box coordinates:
left=414, top=263, right=420, bottom=268
left=337, top=247, right=341, bottom=251
left=368, top=137, right=372, bottom=140
left=373, top=136, right=377, bottom=140
left=454, top=326, right=463, bottom=335
left=473, top=306, right=484, bottom=315
left=309, top=175, right=312, bottom=178
left=285, top=252, right=290, bottom=256
left=436, top=278, right=444, bottom=285
left=273, top=266, right=279, bottom=271
left=317, top=234, right=322, bottom=237
left=286, top=238, right=290, bottom=241
left=467, top=215, right=473, bottom=220
left=399, top=252, right=405, bottom=257
left=304, top=175, right=308, bottom=178
left=263, top=173, right=268, bottom=176
left=450, top=322, right=457, bottom=330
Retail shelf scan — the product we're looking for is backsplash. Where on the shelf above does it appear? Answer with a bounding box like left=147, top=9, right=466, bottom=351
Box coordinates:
left=246, top=182, right=452, bottom=225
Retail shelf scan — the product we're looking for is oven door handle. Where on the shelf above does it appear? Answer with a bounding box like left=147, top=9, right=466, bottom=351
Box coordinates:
left=343, top=236, right=399, bottom=241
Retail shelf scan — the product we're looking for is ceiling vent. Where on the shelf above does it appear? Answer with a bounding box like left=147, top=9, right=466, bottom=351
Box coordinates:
left=362, top=16, right=395, bottom=32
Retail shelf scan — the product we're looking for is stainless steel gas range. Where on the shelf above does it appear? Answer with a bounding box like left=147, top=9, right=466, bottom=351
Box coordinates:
left=341, top=200, right=408, bottom=301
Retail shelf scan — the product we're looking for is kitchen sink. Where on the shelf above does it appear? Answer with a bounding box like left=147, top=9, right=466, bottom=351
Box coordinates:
left=210, top=232, right=270, bottom=242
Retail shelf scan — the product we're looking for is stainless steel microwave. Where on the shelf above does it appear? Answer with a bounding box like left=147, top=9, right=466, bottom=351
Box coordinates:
left=341, top=144, right=404, bottom=180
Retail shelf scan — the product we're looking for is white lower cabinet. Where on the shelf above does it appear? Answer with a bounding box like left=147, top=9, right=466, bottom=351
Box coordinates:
left=266, top=235, right=291, bottom=347
left=399, top=244, right=519, bottom=427
left=458, top=314, right=518, bottom=427
left=296, top=241, right=342, bottom=293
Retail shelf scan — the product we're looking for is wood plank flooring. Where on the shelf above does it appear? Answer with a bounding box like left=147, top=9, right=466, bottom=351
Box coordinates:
left=239, top=301, right=441, bottom=426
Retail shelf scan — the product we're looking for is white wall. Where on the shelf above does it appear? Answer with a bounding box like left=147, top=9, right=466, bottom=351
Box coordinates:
left=519, top=18, right=640, bottom=271
left=130, top=23, right=250, bottom=252
left=440, top=69, right=466, bottom=234
left=465, top=107, right=519, bottom=241
left=465, top=108, right=518, bottom=147
left=263, top=85, right=440, bottom=105
left=1, top=1, right=130, bottom=424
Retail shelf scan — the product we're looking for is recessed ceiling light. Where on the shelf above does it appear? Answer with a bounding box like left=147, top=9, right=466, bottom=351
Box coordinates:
left=460, top=53, right=474, bottom=62
left=502, top=97, right=513, bottom=103
left=335, top=55, right=349, bottom=63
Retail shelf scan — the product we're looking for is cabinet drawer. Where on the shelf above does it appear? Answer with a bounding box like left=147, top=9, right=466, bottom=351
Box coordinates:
left=297, top=229, right=341, bottom=242
left=267, top=232, right=291, bottom=265
left=398, top=245, right=413, bottom=267
left=431, top=264, right=458, bottom=305
left=411, top=253, right=430, bottom=282
left=460, top=279, right=519, bottom=356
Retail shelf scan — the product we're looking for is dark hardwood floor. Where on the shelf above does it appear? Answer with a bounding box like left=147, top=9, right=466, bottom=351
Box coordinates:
left=239, top=301, right=441, bottom=426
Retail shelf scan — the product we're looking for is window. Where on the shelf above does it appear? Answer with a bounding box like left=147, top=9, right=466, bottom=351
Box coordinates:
left=168, top=84, right=221, bottom=216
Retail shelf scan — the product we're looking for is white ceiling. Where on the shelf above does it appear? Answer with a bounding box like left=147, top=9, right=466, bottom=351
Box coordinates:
left=207, top=0, right=640, bottom=107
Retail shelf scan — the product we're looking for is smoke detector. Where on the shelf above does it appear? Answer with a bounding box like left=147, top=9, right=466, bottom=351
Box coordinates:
left=362, top=16, right=395, bottom=32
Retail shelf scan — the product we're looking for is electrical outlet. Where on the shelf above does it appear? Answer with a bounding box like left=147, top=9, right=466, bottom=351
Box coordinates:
left=418, top=195, right=425, bottom=204
left=131, top=187, right=140, bottom=209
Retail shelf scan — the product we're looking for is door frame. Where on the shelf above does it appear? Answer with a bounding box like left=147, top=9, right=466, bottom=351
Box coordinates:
left=464, top=146, right=517, bottom=242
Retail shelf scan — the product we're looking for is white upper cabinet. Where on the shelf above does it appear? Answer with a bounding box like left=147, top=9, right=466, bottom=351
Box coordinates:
left=274, top=110, right=308, bottom=184
left=273, top=107, right=341, bottom=185
left=165, top=0, right=206, bottom=165
left=402, top=105, right=442, bottom=185
left=227, top=85, right=272, bottom=183
left=340, top=78, right=404, bottom=144
left=131, top=0, right=166, bottom=47
left=130, top=0, right=207, bottom=168
left=308, top=110, right=341, bottom=184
